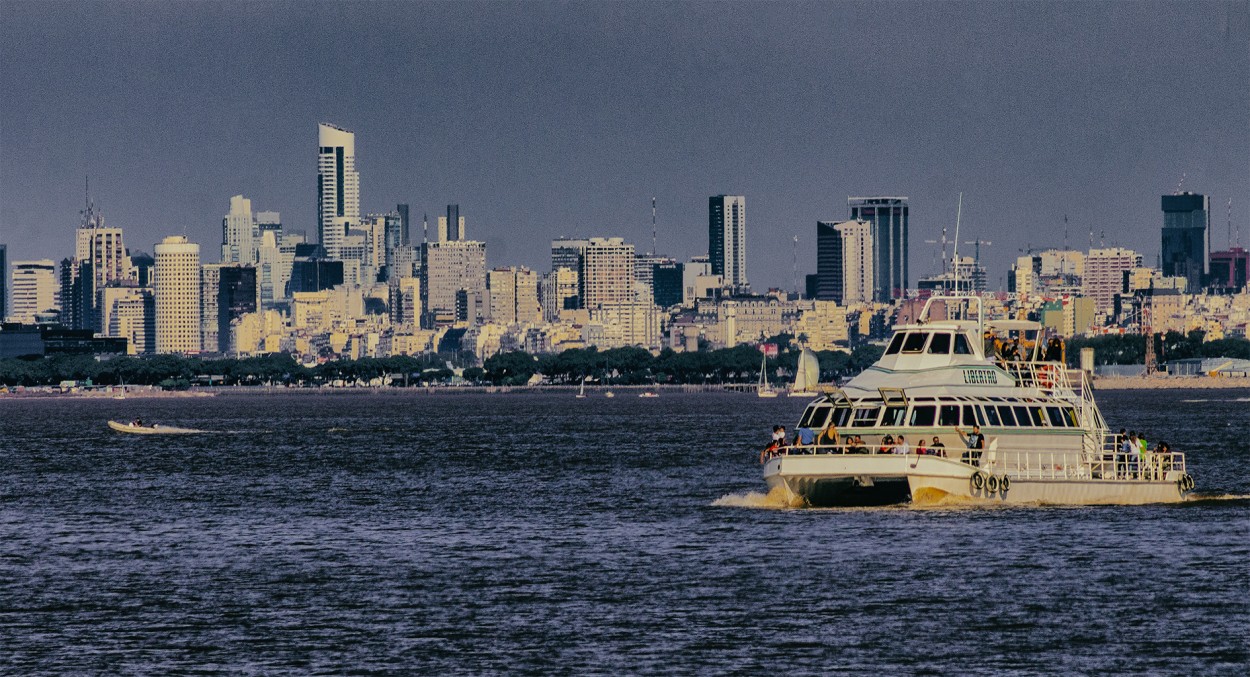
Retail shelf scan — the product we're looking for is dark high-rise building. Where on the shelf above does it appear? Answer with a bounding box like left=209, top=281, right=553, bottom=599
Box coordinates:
left=289, top=258, right=344, bottom=294
left=804, top=273, right=820, bottom=300
left=708, top=195, right=747, bottom=290
left=1161, top=192, right=1209, bottom=292
left=1209, top=247, right=1248, bottom=291
left=130, top=252, right=155, bottom=287
left=848, top=197, right=909, bottom=301
left=440, top=204, right=463, bottom=242
left=815, top=220, right=842, bottom=301
left=652, top=261, right=684, bottom=308
left=397, top=204, right=411, bottom=245
left=217, top=266, right=258, bottom=353
left=58, top=259, right=95, bottom=330
left=0, top=243, right=7, bottom=321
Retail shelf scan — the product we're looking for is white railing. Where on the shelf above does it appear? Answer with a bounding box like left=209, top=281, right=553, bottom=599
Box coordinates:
left=765, top=442, right=1186, bottom=483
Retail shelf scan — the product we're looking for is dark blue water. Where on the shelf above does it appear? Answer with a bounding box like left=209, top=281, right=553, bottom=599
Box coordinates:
left=1, top=390, right=1247, bottom=674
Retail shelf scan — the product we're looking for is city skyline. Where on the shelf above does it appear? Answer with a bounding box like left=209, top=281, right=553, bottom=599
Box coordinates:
left=1, top=1, right=1247, bottom=289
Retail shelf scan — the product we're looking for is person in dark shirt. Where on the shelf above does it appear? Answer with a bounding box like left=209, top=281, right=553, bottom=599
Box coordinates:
left=930, top=436, right=946, bottom=458
left=955, top=425, right=985, bottom=466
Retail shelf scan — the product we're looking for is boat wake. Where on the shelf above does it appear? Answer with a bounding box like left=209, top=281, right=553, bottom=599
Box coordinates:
left=712, top=484, right=806, bottom=509
left=1183, top=492, right=1250, bottom=503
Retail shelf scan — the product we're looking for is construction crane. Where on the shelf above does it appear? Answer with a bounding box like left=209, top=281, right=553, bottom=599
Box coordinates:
left=963, top=239, right=993, bottom=264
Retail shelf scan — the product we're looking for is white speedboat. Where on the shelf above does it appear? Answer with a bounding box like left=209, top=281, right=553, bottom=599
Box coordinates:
left=108, top=420, right=205, bottom=435
left=761, top=295, right=1194, bottom=507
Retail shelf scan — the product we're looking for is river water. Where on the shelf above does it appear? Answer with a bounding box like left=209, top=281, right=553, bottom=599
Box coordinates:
left=1, top=389, right=1247, bottom=674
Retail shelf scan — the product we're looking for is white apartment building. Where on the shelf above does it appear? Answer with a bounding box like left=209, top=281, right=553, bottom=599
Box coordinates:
left=423, top=240, right=487, bottom=324
left=154, top=236, right=202, bottom=353
left=1083, top=247, right=1142, bottom=313
left=8, top=259, right=59, bottom=323
left=709, top=195, right=747, bottom=290
left=580, top=237, right=634, bottom=309
left=835, top=220, right=874, bottom=305
left=488, top=267, right=540, bottom=325
left=101, top=286, right=154, bottom=355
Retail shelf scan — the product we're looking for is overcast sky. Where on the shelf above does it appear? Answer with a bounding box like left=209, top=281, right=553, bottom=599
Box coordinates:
left=2, top=0, right=1246, bottom=290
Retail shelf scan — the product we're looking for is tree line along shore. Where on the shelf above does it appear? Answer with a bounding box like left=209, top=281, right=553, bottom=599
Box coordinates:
left=1, top=330, right=1246, bottom=390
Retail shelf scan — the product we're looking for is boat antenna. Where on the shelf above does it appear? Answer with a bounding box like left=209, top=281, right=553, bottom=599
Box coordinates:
left=951, top=192, right=963, bottom=298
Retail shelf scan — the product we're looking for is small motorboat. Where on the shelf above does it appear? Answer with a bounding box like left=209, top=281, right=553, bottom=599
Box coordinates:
left=604, top=391, right=615, bottom=398
left=639, top=391, right=659, bottom=398
left=108, top=420, right=205, bottom=435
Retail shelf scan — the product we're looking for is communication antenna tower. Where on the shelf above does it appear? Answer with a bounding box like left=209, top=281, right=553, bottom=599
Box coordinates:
left=791, top=235, right=799, bottom=294
left=651, top=197, right=657, bottom=256
left=1175, top=173, right=1186, bottom=195
left=924, top=225, right=951, bottom=274
left=1228, top=197, right=1234, bottom=249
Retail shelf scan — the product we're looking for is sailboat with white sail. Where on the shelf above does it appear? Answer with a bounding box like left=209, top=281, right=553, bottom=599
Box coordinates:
left=789, top=348, right=820, bottom=397
left=757, top=353, right=778, bottom=398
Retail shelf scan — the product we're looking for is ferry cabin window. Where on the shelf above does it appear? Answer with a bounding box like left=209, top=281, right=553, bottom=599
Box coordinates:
left=997, top=405, right=1018, bottom=426
left=799, top=406, right=831, bottom=429
left=831, top=407, right=853, bottom=427
left=909, top=405, right=936, bottom=426
left=962, top=405, right=984, bottom=426
left=1027, top=406, right=1047, bottom=426
left=939, top=405, right=960, bottom=426
left=885, top=333, right=906, bottom=355
left=902, top=332, right=928, bottom=353
left=1046, top=407, right=1067, bottom=427
left=982, top=405, right=1002, bottom=426
left=850, top=407, right=881, bottom=427
left=1063, top=408, right=1079, bottom=427
left=953, top=334, right=974, bottom=355
left=882, top=406, right=907, bottom=426
left=927, top=333, right=952, bottom=354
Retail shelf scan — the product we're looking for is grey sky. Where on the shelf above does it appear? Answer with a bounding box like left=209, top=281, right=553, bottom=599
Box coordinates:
left=2, top=0, right=1246, bottom=290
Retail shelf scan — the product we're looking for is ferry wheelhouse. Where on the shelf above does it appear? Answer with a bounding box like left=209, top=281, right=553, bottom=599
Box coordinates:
left=762, top=295, right=1195, bottom=507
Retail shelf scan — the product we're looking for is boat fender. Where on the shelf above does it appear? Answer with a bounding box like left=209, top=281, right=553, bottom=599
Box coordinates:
left=1179, top=474, right=1194, bottom=492
left=986, top=475, right=1000, bottom=494
left=970, top=472, right=986, bottom=492
left=999, top=475, right=1011, bottom=493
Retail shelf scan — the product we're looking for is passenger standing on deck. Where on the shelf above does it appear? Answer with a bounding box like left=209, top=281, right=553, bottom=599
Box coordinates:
left=955, top=425, right=985, bottom=466
left=817, top=419, right=839, bottom=449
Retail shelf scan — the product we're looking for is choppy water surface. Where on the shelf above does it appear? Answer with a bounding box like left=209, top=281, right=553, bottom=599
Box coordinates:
left=1, top=389, right=1247, bottom=674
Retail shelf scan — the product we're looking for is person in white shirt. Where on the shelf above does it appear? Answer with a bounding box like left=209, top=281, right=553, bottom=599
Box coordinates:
left=895, top=435, right=910, bottom=455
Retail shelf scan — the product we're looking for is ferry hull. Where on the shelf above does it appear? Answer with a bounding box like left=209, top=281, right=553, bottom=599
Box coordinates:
left=764, top=454, right=1189, bottom=507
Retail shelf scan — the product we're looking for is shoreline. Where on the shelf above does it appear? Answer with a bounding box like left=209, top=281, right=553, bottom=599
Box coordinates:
left=1092, top=376, right=1250, bottom=390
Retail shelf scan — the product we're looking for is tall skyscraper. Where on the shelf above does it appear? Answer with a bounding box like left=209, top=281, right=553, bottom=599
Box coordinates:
left=317, top=123, right=360, bottom=259
left=580, top=237, right=635, bottom=309
left=438, top=204, right=464, bottom=242
left=551, top=238, right=589, bottom=272
left=835, top=220, right=874, bottom=304
left=396, top=204, right=411, bottom=245
left=221, top=195, right=256, bottom=264
left=848, top=197, right=909, bottom=301
left=1161, top=192, right=1210, bottom=292
left=708, top=195, right=747, bottom=290
left=154, top=236, right=202, bottom=354
left=8, top=260, right=58, bottom=323
left=815, top=221, right=843, bottom=301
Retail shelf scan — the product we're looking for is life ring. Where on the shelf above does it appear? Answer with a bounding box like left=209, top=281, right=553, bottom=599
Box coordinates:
left=986, top=475, right=1000, bottom=494
left=1000, top=475, right=1011, bottom=493
left=971, top=472, right=986, bottom=491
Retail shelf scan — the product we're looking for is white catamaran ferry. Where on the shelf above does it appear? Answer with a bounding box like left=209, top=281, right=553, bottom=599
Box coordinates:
left=761, top=295, right=1196, bottom=507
